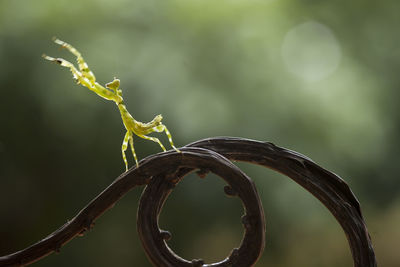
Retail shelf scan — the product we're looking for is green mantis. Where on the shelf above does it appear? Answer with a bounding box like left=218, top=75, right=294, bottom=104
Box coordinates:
left=43, top=38, right=180, bottom=171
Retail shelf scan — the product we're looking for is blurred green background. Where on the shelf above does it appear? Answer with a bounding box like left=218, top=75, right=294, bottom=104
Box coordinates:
left=1, top=0, right=399, bottom=266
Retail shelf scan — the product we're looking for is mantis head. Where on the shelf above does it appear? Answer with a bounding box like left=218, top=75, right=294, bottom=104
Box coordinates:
left=106, top=77, right=123, bottom=99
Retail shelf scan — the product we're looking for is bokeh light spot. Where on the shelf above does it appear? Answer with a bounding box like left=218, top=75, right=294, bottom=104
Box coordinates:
left=282, top=21, right=342, bottom=82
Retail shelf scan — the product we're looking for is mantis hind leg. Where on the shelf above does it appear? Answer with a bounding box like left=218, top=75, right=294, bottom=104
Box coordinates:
left=137, top=134, right=166, bottom=152
left=154, top=124, right=180, bottom=152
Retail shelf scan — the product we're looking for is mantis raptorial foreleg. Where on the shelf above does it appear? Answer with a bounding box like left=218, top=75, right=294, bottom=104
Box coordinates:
left=53, top=38, right=96, bottom=83
left=44, top=38, right=180, bottom=171
left=42, top=55, right=86, bottom=85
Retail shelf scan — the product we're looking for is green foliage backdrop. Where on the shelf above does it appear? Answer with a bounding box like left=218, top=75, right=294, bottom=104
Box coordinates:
left=1, top=0, right=399, bottom=266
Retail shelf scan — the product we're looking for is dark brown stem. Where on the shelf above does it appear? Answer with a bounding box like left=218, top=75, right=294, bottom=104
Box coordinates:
left=0, top=137, right=377, bottom=267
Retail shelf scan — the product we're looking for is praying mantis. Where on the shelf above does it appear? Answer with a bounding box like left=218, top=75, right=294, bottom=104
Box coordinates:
left=43, top=38, right=180, bottom=171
